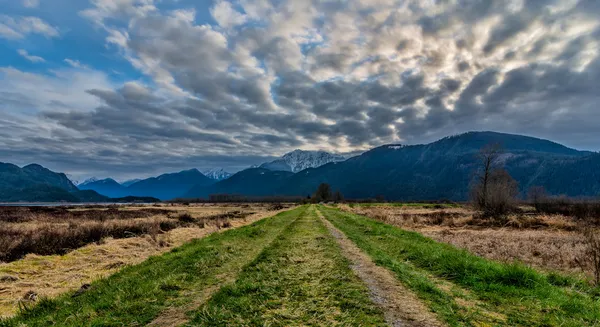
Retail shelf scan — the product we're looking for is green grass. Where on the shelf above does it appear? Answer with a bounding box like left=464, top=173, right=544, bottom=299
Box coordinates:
left=0, top=207, right=305, bottom=327
left=188, top=206, right=387, bottom=326
left=348, top=202, right=460, bottom=208
left=319, top=205, right=600, bottom=327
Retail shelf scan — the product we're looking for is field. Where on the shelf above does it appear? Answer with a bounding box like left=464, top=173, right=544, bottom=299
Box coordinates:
left=342, top=203, right=591, bottom=277
left=1, top=204, right=599, bottom=326
left=0, top=203, right=291, bottom=317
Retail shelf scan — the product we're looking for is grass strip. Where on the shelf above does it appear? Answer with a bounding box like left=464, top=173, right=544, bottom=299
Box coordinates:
left=0, top=207, right=304, bottom=327
left=188, top=206, right=387, bottom=326
left=319, top=205, right=600, bottom=327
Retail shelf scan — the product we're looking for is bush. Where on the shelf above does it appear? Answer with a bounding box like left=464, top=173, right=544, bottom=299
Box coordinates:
left=533, top=196, right=600, bottom=220
left=177, top=213, right=195, bottom=224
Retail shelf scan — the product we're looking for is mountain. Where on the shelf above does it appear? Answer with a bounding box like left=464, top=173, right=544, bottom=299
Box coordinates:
left=259, top=150, right=346, bottom=173
left=0, top=163, right=101, bottom=202
left=0, top=163, right=163, bottom=203
left=202, top=168, right=232, bottom=181
left=78, top=178, right=126, bottom=198
left=126, top=169, right=215, bottom=200
left=185, top=168, right=294, bottom=198
left=121, top=179, right=141, bottom=187
left=184, top=132, right=600, bottom=201
left=274, top=132, right=597, bottom=200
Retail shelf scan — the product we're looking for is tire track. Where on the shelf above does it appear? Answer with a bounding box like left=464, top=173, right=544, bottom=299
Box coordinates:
left=316, top=207, right=445, bottom=327
left=147, top=207, right=305, bottom=327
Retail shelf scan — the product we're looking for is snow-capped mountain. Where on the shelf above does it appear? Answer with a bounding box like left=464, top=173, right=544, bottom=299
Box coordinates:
left=78, top=177, right=99, bottom=187
left=259, top=150, right=347, bottom=173
left=202, top=168, right=232, bottom=181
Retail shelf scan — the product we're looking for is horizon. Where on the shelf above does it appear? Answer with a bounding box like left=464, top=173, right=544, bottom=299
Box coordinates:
left=2, top=0, right=600, bottom=180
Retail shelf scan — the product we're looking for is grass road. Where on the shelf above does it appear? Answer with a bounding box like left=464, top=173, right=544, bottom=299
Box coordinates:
left=2, top=205, right=599, bottom=326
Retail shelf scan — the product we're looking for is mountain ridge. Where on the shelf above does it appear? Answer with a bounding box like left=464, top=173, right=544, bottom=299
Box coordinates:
left=3, top=131, right=599, bottom=202
left=184, top=131, right=600, bottom=200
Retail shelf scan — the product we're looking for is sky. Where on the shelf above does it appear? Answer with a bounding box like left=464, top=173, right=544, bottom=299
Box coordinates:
left=1, top=0, right=600, bottom=181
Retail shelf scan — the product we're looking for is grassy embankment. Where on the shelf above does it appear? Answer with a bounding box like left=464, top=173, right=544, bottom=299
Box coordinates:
left=319, top=205, right=600, bottom=327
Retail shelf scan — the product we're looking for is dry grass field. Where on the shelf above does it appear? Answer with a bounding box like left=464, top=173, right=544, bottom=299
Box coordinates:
left=0, top=203, right=292, bottom=317
left=340, top=203, right=593, bottom=278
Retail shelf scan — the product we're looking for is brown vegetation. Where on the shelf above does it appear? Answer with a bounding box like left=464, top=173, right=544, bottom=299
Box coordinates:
left=0, top=205, right=274, bottom=263
left=339, top=204, right=596, bottom=279
left=0, top=204, right=291, bottom=317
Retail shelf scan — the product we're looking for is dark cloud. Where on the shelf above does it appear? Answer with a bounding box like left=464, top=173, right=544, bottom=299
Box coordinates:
left=2, top=0, right=600, bottom=179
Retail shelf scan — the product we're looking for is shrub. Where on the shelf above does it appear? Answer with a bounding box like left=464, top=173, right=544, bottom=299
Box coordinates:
left=177, top=213, right=195, bottom=224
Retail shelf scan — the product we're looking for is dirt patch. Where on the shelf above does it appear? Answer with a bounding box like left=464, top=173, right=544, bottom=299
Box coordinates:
left=316, top=208, right=444, bottom=327
left=0, top=207, right=289, bottom=318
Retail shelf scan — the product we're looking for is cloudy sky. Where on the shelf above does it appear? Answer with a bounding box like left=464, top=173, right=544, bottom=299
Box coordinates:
left=1, top=0, right=599, bottom=181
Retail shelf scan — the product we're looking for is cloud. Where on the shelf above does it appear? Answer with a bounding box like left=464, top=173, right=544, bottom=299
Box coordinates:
left=22, top=0, right=40, bottom=8
left=17, top=49, right=45, bottom=63
left=2, top=0, right=600, bottom=178
left=0, top=15, right=59, bottom=40
left=64, top=58, right=90, bottom=69
left=211, top=0, right=247, bottom=29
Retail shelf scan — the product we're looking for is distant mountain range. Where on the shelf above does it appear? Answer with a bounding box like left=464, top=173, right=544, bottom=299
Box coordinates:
left=3, top=132, right=600, bottom=202
left=78, top=169, right=215, bottom=200
left=184, top=132, right=600, bottom=200
left=74, top=150, right=347, bottom=200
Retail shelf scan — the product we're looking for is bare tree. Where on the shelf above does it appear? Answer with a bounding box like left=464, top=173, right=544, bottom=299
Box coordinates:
left=474, top=143, right=502, bottom=209
left=471, top=144, right=518, bottom=217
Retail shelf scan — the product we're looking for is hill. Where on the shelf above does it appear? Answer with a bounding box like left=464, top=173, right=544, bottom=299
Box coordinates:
left=0, top=163, right=80, bottom=202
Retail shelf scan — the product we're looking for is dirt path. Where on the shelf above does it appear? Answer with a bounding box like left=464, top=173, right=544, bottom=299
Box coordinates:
left=315, top=207, right=445, bottom=327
